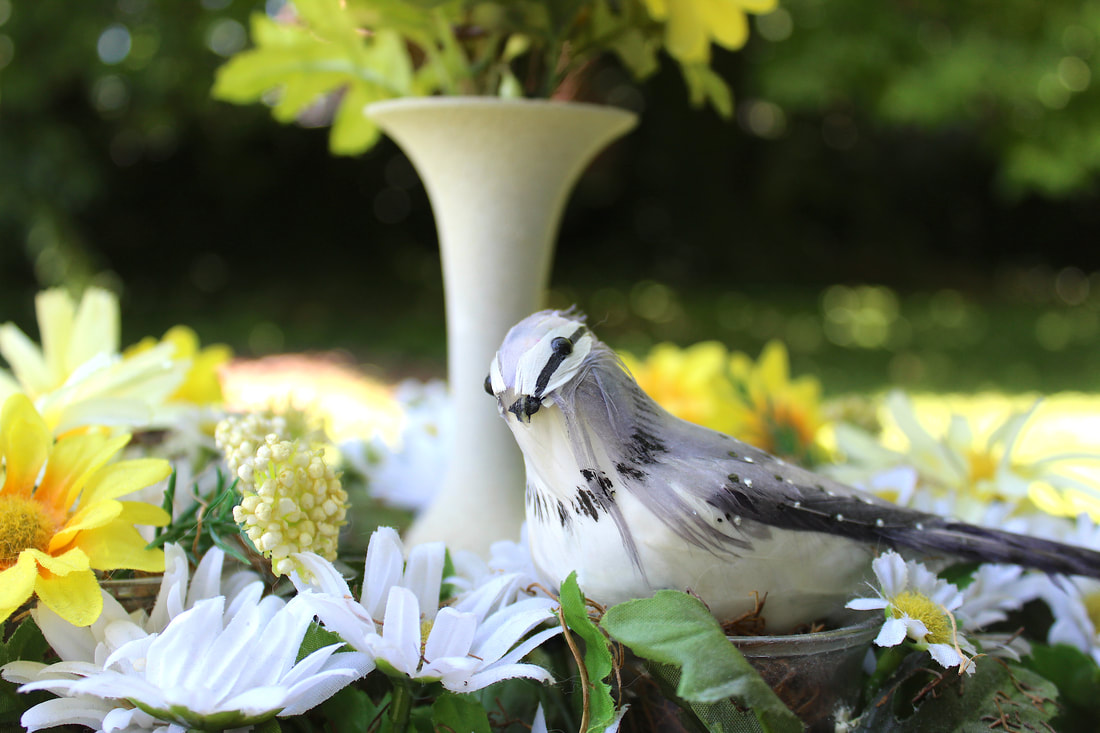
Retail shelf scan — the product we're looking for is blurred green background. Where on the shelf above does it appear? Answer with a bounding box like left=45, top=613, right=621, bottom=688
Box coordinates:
left=2, top=0, right=1099, bottom=396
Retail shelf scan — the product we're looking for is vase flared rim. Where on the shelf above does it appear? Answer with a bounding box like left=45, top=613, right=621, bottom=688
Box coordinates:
left=365, top=95, right=638, bottom=123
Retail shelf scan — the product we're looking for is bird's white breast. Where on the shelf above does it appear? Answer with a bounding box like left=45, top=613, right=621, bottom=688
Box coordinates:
left=507, top=403, right=874, bottom=631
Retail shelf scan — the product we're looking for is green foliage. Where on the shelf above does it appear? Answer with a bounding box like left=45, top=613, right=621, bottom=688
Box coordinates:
left=431, top=692, right=492, bottom=733
left=601, top=590, right=802, bottom=733
left=857, top=650, right=1060, bottom=731
left=0, top=617, right=51, bottom=728
left=1023, top=643, right=1100, bottom=730
left=559, top=572, right=616, bottom=732
left=752, top=0, right=1100, bottom=197
left=148, top=469, right=254, bottom=567
left=212, top=0, right=673, bottom=155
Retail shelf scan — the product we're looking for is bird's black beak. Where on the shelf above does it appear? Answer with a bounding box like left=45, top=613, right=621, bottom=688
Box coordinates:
left=508, top=395, right=541, bottom=423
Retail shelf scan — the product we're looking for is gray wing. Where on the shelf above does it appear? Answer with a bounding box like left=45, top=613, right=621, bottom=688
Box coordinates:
left=559, top=349, right=1100, bottom=579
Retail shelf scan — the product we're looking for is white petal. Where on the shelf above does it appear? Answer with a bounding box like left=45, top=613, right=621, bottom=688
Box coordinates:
left=149, top=543, right=190, bottom=631
left=457, top=661, right=554, bottom=692
left=846, top=597, right=888, bottom=611
left=403, top=541, right=446, bottom=622
left=362, top=528, right=405, bottom=620
left=378, top=586, right=422, bottom=675
left=186, top=545, right=227, bottom=608
left=874, top=618, right=908, bottom=647
left=20, top=696, right=114, bottom=732
left=290, top=552, right=351, bottom=596
left=871, top=552, right=908, bottom=597
left=424, top=608, right=477, bottom=661
left=926, top=643, right=963, bottom=670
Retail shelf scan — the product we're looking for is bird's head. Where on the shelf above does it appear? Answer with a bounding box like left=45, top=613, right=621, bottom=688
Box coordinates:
left=486, top=310, right=594, bottom=424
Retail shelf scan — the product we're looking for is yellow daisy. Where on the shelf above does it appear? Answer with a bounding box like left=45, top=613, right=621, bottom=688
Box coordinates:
left=727, top=340, right=825, bottom=464
left=0, top=393, right=171, bottom=626
left=0, top=287, right=188, bottom=434
left=641, top=0, right=778, bottom=64
left=125, top=325, right=233, bottom=406
left=619, top=341, right=742, bottom=433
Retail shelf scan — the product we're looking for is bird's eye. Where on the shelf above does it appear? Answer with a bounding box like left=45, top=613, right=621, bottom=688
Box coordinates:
left=551, top=336, right=573, bottom=356
left=484, top=374, right=493, bottom=395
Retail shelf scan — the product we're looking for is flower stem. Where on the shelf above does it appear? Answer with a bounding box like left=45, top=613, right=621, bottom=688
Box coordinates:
left=864, top=644, right=910, bottom=704
left=390, top=680, right=414, bottom=733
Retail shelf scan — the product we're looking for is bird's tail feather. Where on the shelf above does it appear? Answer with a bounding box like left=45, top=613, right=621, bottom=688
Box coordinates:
left=884, top=521, right=1100, bottom=579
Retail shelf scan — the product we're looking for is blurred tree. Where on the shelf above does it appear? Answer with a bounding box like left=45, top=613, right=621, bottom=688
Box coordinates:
left=748, top=0, right=1100, bottom=197
left=0, top=0, right=258, bottom=292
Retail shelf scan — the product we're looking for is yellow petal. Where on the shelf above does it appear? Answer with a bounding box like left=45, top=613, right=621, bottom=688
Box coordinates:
left=757, top=341, right=791, bottom=394
left=117, top=500, right=171, bottom=527
left=0, top=394, right=52, bottom=500
left=42, top=431, right=131, bottom=513
left=697, top=0, right=749, bottom=51
left=737, top=0, right=777, bottom=13
left=35, top=288, right=78, bottom=387
left=79, top=458, right=173, bottom=507
left=27, top=546, right=91, bottom=574
left=0, top=552, right=39, bottom=622
left=641, top=0, right=670, bottom=21
left=68, top=288, right=120, bottom=372
left=78, top=521, right=165, bottom=572
left=35, top=567, right=103, bottom=627
left=50, top=500, right=123, bottom=551
left=663, top=0, right=711, bottom=63
left=163, top=325, right=199, bottom=357
left=0, top=324, right=50, bottom=395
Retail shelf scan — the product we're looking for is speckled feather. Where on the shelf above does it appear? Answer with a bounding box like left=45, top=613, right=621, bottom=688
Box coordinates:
left=489, top=310, right=1100, bottom=629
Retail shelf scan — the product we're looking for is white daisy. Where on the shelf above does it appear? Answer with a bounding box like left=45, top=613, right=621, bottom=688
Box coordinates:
left=1028, top=514, right=1100, bottom=664
left=340, top=379, right=451, bottom=511
left=3, top=543, right=370, bottom=731
left=291, top=527, right=562, bottom=692
left=449, top=523, right=546, bottom=602
left=847, top=551, right=976, bottom=673
left=956, top=563, right=1041, bottom=631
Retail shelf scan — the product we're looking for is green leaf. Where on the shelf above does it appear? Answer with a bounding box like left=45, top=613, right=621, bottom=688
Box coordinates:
left=858, top=652, right=1059, bottom=731
left=559, top=572, right=616, bottom=733
left=680, top=63, right=734, bottom=119
left=0, top=617, right=49, bottom=666
left=1023, top=643, right=1100, bottom=730
left=1, top=617, right=52, bottom=727
left=600, top=590, right=801, bottom=733
left=296, top=621, right=346, bottom=662
left=431, top=692, right=492, bottom=733
left=319, top=686, right=386, bottom=733
left=212, top=6, right=415, bottom=156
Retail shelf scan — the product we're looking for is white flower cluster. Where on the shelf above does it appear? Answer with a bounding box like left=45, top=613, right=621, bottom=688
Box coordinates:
left=216, top=412, right=347, bottom=577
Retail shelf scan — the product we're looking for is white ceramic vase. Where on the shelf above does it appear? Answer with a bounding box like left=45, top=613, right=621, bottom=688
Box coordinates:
left=366, top=97, right=637, bottom=554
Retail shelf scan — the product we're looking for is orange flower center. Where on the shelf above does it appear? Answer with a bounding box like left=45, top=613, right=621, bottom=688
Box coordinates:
left=0, top=495, right=55, bottom=569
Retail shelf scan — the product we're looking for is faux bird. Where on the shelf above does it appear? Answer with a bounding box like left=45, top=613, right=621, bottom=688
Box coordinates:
left=486, top=309, right=1100, bottom=631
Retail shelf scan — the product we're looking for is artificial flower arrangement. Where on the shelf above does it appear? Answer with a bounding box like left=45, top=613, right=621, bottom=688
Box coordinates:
left=211, top=0, right=777, bottom=154
left=2, top=285, right=1100, bottom=732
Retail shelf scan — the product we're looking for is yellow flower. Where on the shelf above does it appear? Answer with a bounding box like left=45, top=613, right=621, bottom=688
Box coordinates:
left=0, top=287, right=188, bottom=434
left=727, top=340, right=825, bottom=464
left=125, top=325, right=233, bottom=406
left=619, top=342, right=741, bottom=434
left=0, top=394, right=171, bottom=626
left=641, top=0, right=778, bottom=64
left=833, top=392, right=1100, bottom=522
